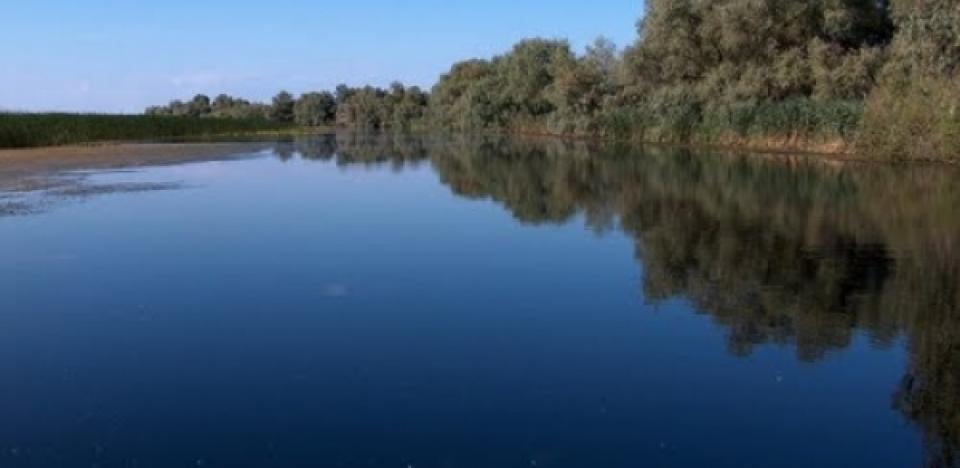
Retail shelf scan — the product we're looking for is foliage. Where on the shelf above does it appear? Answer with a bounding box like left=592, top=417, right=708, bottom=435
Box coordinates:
left=148, top=94, right=269, bottom=120
left=294, top=91, right=336, bottom=127
left=885, top=0, right=960, bottom=80
left=147, top=84, right=429, bottom=131
left=334, top=83, right=428, bottom=129
left=621, top=0, right=892, bottom=101
left=269, top=91, right=296, bottom=123
left=136, top=0, right=960, bottom=159
left=427, top=0, right=955, bottom=158
left=859, top=76, right=960, bottom=161
left=858, top=0, right=960, bottom=160
left=429, top=59, right=503, bottom=131
left=424, top=0, right=895, bottom=146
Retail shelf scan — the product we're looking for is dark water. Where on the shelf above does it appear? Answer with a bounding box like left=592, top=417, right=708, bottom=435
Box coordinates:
left=1, top=134, right=958, bottom=468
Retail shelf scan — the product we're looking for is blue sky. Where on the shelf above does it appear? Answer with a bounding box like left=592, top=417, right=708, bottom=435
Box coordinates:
left=1, top=1, right=642, bottom=113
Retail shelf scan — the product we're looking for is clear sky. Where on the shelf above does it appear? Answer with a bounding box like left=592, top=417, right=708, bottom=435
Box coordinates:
left=1, top=1, right=643, bottom=113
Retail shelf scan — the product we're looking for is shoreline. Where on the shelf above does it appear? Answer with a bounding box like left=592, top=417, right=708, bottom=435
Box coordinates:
left=0, top=131, right=954, bottom=169
left=484, top=129, right=960, bottom=165
left=0, top=142, right=280, bottom=175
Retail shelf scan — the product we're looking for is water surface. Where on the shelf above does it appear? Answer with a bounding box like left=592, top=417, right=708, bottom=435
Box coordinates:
left=1, top=134, right=958, bottom=468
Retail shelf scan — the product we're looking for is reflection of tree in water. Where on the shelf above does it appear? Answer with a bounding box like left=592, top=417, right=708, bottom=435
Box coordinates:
left=288, top=133, right=960, bottom=467
left=292, top=134, right=337, bottom=162
left=291, top=132, right=429, bottom=171
left=894, top=258, right=960, bottom=468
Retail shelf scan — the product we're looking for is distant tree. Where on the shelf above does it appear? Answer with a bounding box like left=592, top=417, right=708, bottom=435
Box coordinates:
left=338, top=86, right=388, bottom=129
left=145, top=105, right=169, bottom=116
left=546, top=40, right=614, bottom=134
left=429, top=59, right=502, bottom=130
left=168, top=100, right=190, bottom=116
left=211, top=94, right=234, bottom=115
left=584, top=36, right=619, bottom=84
left=188, top=94, right=211, bottom=116
left=498, top=39, right=571, bottom=117
left=335, top=84, right=354, bottom=106
left=136, top=0, right=960, bottom=160
left=328, top=83, right=430, bottom=129
left=269, top=91, right=296, bottom=122
left=294, top=92, right=337, bottom=126
left=392, top=85, right=428, bottom=129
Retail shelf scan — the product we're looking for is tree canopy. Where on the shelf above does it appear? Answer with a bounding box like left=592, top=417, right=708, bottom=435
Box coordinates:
left=145, top=0, right=960, bottom=160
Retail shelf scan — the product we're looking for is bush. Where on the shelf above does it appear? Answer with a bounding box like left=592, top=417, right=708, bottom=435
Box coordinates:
left=859, top=77, right=960, bottom=161
left=639, top=87, right=703, bottom=142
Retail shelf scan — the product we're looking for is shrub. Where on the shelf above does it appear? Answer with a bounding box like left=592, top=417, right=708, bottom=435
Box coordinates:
left=859, top=76, right=960, bottom=161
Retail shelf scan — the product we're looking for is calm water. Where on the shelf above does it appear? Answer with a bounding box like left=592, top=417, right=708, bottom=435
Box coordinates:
left=1, top=134, right=958, bottom=468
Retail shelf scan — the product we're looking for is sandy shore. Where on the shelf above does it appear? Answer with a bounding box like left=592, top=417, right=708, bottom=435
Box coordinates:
left=0, top=142, right=281, bottom=216
left=0, top=142, right=277, bottom=175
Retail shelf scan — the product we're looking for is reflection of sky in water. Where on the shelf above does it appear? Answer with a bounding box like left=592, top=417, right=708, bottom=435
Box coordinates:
left=0, top=139, right=953, bottom=468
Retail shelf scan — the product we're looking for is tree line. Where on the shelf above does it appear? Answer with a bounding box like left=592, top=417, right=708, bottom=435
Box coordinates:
left=147, top=0, right=960, bottom=160
left=146, top=83, right=428, bottom=130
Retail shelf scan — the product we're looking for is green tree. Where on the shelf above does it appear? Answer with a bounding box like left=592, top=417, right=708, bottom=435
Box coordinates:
left=188, top=94, right=211, bottom=116
left=392, top=85, right=428, bottom=129
left=430, top=59, right=502, bottom=130
left=498, top=39, right=571, bottom=118
left=886, top=0, right=960, bottom=79
left=859, top=0, right=960, bottom=161
left=294, top=92, right=336, bottom=126
left=269, top=91, right=296, bottom=122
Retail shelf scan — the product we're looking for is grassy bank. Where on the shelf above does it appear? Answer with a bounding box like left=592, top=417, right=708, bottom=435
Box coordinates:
left=0, top=113, right=294, bottom=149
left=455, top=95, right=955, bottom=160
left=566, top=97, right=862, bottom=156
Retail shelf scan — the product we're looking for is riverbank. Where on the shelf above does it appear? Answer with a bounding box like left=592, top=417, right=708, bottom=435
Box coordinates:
left=0, top=142, right=285, bottom=217
left=3, top=125, right=956, bottom=167
left=0, top=113, right=298, bottom=149
left=0, top=142, right=281, bottom=176
left=492, top=124, right=960, bottom=163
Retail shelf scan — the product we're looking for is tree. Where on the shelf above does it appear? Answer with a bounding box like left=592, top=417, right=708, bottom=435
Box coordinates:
left=584, top=37, right=619, bottom=86
left=168, top=100, right=190, bottom=116
left=859, top=0, right=960, bottom=161
left=337, top=86, right=388, bottom=129
left=498, top=39, right=571, bottom=117
left=335, top=84, right=354, bottom=105
left=188, top=94, right=211, bottom=116
left=140, top=0, right=960, bottom=160
left=269, top=91, right=296, bottom=122
left=211, top=94, right=235, bottom=115
left=886, top=0, right=960, bottom=80
left=294, top=92, right=336, bottom=126
left=621, top=0, right=893, bottom=103
left=430, top=59, right=500, bottom=130
left=392, top=85, right=428, bottom=129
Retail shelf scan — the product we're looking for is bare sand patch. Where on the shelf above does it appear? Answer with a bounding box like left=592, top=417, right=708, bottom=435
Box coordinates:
left=0, top=142, right=275, bottom=176
left=0, top=142, right=277, bottom=217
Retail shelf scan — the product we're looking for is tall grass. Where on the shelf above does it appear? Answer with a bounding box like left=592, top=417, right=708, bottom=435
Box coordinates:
left=595, top=97, right=863, bottom=147
left=0, top=113, right=292, bottom=149
left=707, top=99, right=863, bottom=139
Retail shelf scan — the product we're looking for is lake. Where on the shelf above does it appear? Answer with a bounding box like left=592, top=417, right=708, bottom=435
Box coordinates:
left=1, top=134, right=957, bottom=468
